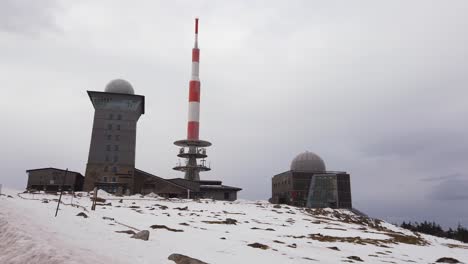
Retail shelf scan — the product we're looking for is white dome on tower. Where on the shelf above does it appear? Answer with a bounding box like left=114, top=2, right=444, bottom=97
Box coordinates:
left=290, top=151, right=326, bottom=172
left=105, top=79, right=135, bottom=94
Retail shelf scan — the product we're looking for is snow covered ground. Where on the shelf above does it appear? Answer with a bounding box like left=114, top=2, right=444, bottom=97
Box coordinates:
left=1, top=188, right=467, bottom=264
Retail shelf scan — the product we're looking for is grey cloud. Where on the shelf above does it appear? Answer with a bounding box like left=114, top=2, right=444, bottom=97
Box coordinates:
left=429, top=178, right=468, bottom=201
left=0, top=0, right=60, bottom=34
left=421, top=173, right=464, bottom=182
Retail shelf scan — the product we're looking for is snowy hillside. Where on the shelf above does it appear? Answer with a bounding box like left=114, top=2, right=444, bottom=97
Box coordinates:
left=1, top=188, right=467, bottom=264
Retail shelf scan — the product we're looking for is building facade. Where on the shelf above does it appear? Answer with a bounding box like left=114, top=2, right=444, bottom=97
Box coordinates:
left=271, top=151, right=352, bottom=209
left=83, top=79, right=145, bottom=194
left=26, top=168, right=84, bottom=192
left=307, top=173, right=352, bottom=208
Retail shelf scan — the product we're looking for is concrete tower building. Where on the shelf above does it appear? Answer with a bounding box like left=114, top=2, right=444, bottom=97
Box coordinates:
left=173, top=18, right=211, bottom=181
left=83, top=79, right=145, bottom=194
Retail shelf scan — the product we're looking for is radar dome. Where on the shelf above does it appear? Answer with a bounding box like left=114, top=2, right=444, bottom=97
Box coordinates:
left=105, top=79, right=135, bottom=94
left=290, top=151, right=326, bottom=172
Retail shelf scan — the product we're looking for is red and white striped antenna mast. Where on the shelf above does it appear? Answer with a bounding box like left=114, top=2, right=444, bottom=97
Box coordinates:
left=188, top=17, right=200, bottom=140
left=174, top=18, right=212, bottom=182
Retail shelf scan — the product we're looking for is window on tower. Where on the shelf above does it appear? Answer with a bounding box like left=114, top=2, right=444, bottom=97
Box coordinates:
left=105, top=155, right=109, bottom=162
left=117, top=114, right=122, bottom=120
left=109, top=114, right=114, bottom=120
left=113, top=155, right=118, bottom=162
left=115, top=135, right=120, bottom=141
left=117, top=124, right=121, bottom=131
left=107, top=134, right=112, bottom=140
left=106, top=145, right=111, bottom=151
left=114, top=145, right=119, bottom=151
left=104, top=166, right=108, bottom=172
left=112, top=167, right=117, bottom=173
left=108, top=124, right=113, bottom=130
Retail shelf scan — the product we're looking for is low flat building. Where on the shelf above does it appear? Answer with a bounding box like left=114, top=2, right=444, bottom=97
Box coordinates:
left=26, top=168, right=84, bottom=192
left=135, top=169, right=241, bottom=201
left=271, top=151, right=352, bottom=209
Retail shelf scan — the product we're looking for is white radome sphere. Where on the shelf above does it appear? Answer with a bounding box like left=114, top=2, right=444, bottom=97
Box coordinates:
left=105, top=79, right=135, bottom=94
left=290, top=151, right=326, bottom=172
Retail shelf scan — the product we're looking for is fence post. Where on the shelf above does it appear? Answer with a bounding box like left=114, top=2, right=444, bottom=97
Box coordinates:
left=91, top=187, right=98, bottom=211
left=55, top=168, right=68, bottom=217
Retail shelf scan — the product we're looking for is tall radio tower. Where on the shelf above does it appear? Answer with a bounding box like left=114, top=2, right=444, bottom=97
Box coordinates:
left=173, top=18, right=211, bottom=181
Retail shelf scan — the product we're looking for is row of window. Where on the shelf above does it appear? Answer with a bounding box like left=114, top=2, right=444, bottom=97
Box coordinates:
left=273, top=179, right=291, bottom=188
left=102, top=176, right=117, bottom=182
left=109, top=114, right=122, bottom=120
left=106, top=145, right=119, bottom=151
left=107, top=124, right=121, bottom=130
left=104, top=166, right=118, bottom=173
left=107, top=135, right=120, bottom=141
left=105, top=155, right=119, bottom=162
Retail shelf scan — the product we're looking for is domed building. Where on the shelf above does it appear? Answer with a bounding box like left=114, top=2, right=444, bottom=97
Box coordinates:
left=271, top=151, right=352, bottom=208
left=104, top=79, right=135, bottom=94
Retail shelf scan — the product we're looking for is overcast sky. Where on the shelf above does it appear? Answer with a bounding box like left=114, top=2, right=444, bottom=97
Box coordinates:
left=1, top=0, right=467, bottom=228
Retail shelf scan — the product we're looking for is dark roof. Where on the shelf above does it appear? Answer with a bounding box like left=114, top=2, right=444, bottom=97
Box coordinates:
left=138, top=171, right=242, bottom=192
left=167, top=178, right=200, bottom=191
left=135, top=169, right=194, bottom=191
left=198, top=180, right=222, bottom=185
left=87, top=90, right=145, bottom=115
left=200, top=185, right=242, bottom=191
left=26, top=167, right=83, bottom=177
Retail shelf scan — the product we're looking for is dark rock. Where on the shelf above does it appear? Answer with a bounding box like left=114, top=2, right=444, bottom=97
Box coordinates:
left=347, top=256, right=363, bottom=262
left=150, top=225, right=184, bottom=232
left=247, top=242, right=269, bottom=250
left=220, top=237, right=226, bottom=240
left=168, top=253, right=208, bottom=264
left=436, top=257, right=461, bottom=263
left=328, top=246, right=340, bottom=251
left=118, top=199, right=123, bottom=203
left=273, top=240, right=285, bottom=244
left=174, top=206, right=188, bottom=211
left=76, top=212, right=88, bottom=218
left=131, top=230, right=150, bottom=241
left=129, top=205, right=140, bottom=209
left=273, top=204, right=281, bottom=209
left=287, top=243, right=297, bottom=248
left=102, top=216, right=114, bottom=221
left=202, top=218, right=237, bottom=225
left=42, top=200, right=49, bottom=203
left=179, top=223, right=190, bottom=226
left=115, top=230, right=136, bottom=235
left=7, top=195, right=13, bottom=198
